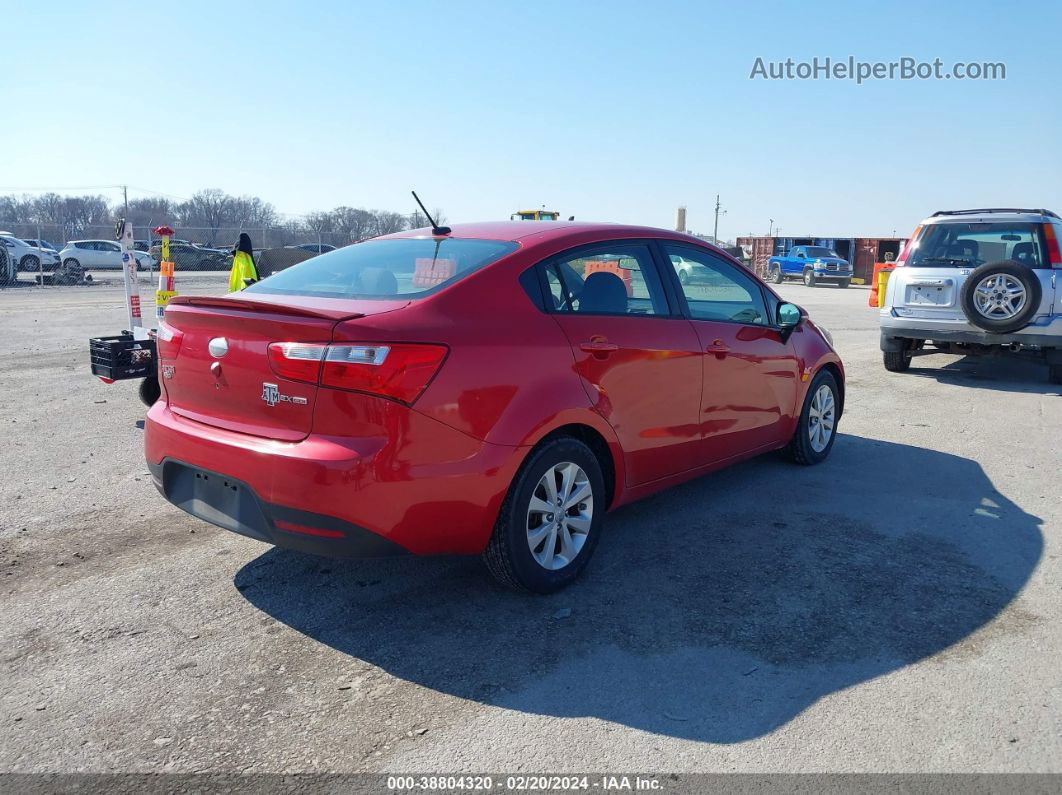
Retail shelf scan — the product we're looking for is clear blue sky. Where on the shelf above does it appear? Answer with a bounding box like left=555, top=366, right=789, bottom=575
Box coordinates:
left=3, top=0, right=1059, bottom=238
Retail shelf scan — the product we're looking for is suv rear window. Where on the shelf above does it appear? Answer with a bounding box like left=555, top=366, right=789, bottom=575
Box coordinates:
left=245, top=238, right=518, bottom=299
left=908, top=222, right=1047, bottom=268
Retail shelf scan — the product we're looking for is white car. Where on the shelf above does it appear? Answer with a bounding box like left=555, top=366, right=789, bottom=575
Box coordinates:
left=880, top=207, right=1062, bottom=384
left=0, top=233, right=59, bottom=270
left=21, top=239, right=62, bottom=270
left=57, top=240, right=157, bottom=275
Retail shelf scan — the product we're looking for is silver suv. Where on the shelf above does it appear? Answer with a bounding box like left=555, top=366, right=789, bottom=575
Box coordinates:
left=880, top=208, right=1062, bottom=384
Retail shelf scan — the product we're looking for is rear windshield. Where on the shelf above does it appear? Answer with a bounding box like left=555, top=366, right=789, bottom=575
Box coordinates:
left=245, top=237, right=518, bottom=299
left=908, top=222, right=1047, bottom=268
left=804, top=246, right=840, bottom=258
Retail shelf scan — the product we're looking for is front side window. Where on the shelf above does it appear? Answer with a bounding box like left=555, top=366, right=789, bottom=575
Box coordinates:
left=245, top=237, right=517, bottom=299
left=908, top=222, right=1047, bottom=268
left=664, top=245, right=768, bottom=325
left=545, top=244, right=668, bottom=316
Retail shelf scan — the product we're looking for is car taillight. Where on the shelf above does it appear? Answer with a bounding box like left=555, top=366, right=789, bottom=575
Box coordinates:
left=155, top=321, right=184, bottom=359
left=895, top=225, right=923, bottom=267
left=322, top=343, right=448, bottom=404
left=267, top=342, right=327, bottom=383
left=267, top=342, right=447, bottom=404
left=1043, top=223, right=1062, bottom=266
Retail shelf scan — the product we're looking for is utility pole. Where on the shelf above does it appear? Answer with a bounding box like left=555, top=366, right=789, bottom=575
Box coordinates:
left=122, top=185, right=129, bottom=218
left=768, top=218, right=774, bottom=236
left=713, top=194, right=723, bottom=245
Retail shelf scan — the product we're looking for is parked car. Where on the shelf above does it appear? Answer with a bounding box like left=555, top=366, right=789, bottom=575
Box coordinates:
left=56, top=240, right=157, bottom=281
left=148, top=241, right=231, bottom=271
left=768, top=245, right=852, bottom=287
left=0, top=240, right=15, bottom=285
left=288, top=243, right=337, bottom=254
left=1, top=233, right=59, bottom=271
left=20, top=239, right=62, bottom=270
left=146, top=222, right=844, bottom=592
left=880, top=208, right=1062, bottom=384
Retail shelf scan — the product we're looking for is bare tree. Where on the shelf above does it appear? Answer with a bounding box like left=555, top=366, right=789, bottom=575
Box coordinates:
left=332, top=207, right=375, bottom=243
left=371, top=210, right=407, bottom=237
left=179, top=189, right=233, bottom=245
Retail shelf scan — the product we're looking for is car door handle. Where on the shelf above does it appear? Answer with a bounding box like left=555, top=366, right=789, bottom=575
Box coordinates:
left=580, top=339, right=619, bottom=353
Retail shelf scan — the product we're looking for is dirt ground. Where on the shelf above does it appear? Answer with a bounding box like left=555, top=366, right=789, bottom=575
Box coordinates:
left=0, top=273, right=1059, bottom=773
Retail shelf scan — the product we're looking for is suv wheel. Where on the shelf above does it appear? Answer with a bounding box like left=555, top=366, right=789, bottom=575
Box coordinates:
left=770, top=266, right=784, bottom=284
left=837, top=278, right=851, bottom=288
left=803, top=268, right=816, bottom=287
left=21, top=255, right=39, bottom=272
left=784, top=369, right=840, bottom=465
left=483, top=437, right=605, bottom=593
left=960, top=261, right=1042, bottom=334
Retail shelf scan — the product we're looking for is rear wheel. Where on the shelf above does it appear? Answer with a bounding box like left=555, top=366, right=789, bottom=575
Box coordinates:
left=483, top=437, right=605, bottom=593
left=883, top=339, right=923, bottom=372
left=803, top=268, right=816, bottom=287
left=784, top=370, right=840, bottom=465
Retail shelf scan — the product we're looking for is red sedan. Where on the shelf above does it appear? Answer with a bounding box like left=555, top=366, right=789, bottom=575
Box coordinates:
left=145, top=222, right=844, bottom=592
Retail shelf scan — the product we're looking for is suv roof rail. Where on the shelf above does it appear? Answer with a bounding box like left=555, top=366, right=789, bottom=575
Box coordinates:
left=931, top=208, right=1060, bottom=219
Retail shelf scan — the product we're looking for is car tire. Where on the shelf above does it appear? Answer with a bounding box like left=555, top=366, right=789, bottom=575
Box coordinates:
left=56, top=258, right=83, bottom=285
left=483, top=436, right=605, bottom=593
left=770, top=266, right=784, bottom=284
left=784, top=369, right=840, bottom=465
left=139, top=376, right=161, bottom=406
left=21, top=255, right=39, bottom=273
left=882, top=350, right=911, bottom=372
left=838, top=279, right=851, bottom=288
left=960, top=260, right=1042, bottom=334
left=803, top=268, right=816, bottom=287
left=678, top=269, right=690, bottom=286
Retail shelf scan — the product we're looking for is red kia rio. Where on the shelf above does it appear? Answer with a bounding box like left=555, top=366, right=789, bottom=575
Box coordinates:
left=145, top=222, right=844, bottom=592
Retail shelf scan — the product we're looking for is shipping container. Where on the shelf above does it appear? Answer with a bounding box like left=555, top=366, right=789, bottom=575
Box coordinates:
left=737, top=235, right=907, bottom=283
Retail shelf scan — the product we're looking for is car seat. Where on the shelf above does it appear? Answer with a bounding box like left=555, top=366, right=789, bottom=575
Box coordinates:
left=577, top=271, right=628, bottom=313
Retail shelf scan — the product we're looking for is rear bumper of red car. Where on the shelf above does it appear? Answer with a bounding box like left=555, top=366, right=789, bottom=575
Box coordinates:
left=144, top=400, right=523, bottom=557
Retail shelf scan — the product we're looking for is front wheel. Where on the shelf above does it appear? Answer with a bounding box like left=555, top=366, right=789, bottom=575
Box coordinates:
left=838, top=279, right=850, bottom=288
left=21, top=255, right=39, bottom=272
left=770, top=266, right=784, bottom=284
left=784, top=370, right=840, bottom=465
left=483, top=437, right=605, bottom=593
left=803, top=268, right=816, bottom=287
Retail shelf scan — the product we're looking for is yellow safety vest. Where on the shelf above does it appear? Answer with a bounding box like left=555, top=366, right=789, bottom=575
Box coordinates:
left=228, top=251, right=259, bottom=292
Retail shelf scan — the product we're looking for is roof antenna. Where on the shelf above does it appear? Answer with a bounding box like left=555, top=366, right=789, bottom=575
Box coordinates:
left=411, top=191, right=450, bottom=236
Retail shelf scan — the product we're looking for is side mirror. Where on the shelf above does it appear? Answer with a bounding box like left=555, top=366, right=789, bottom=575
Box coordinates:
left=777, top=302, right=801, bottom=341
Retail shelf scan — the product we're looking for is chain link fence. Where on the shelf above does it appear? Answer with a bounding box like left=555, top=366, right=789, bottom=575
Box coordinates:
left=0, top=221, right=361, bottom=288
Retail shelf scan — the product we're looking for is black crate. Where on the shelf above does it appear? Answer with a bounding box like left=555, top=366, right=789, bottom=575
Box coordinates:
left=89, top=334, right=157, bottom=380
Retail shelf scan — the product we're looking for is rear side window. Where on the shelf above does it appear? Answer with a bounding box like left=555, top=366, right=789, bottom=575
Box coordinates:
left=245, top=238, right=517, bottom=299
left=543, top=244, right=669, bottom=316
left=908, top=222, right=1048, bottom=268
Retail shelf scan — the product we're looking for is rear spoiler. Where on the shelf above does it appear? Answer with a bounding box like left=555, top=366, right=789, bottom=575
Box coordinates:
left=166, top=294, right=365, bottom=321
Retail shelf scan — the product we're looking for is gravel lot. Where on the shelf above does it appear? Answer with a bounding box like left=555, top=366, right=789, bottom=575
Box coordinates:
left=0, top=273, right=1059, bottom=773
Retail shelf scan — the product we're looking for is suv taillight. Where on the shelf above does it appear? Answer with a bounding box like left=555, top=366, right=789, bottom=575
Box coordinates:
left=894, top=225, right=923, bottom=267
left=1042, top=223, right=1062, bottom=266
left=267, top=342, right=447, bottom=405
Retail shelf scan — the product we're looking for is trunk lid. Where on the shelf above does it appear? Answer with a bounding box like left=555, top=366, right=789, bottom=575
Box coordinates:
left=889, top=266, right=966, bottom=321
left=160, top=294, right=408, bottom=441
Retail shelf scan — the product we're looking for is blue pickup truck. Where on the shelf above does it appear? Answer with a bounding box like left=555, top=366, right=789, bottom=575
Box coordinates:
left=767, top=245, right=853, bottom=287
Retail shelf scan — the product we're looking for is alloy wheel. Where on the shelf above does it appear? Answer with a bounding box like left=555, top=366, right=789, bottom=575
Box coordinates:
left=526, top=461, right=593, bottom=571
left=973, top=273, right=1027, bottom=320
left=808, top=384, right=836, bottom=453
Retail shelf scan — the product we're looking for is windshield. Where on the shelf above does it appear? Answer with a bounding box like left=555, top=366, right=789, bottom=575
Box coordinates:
left=804, top=246, right=840, bottom=259
left=907, top=222, right=1047, bottom=268
left=245, top=237, right=518, bottom=299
